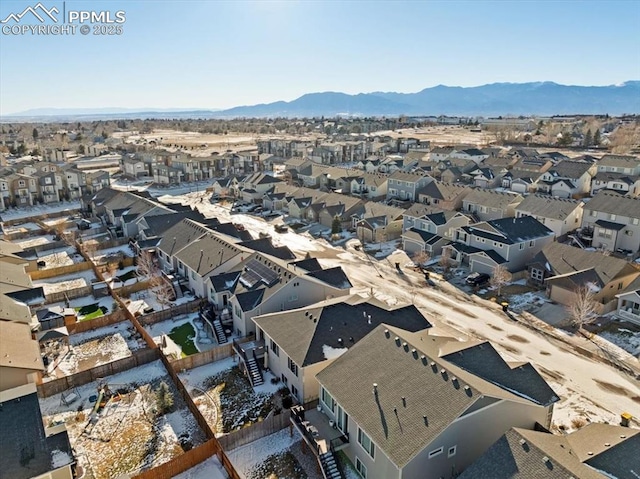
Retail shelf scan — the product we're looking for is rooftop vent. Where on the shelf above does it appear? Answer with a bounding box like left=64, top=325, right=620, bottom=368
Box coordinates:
left=402, top=397, right=406, bottom=407
left=604, top=443, right=610, bottom=447
left=373, top=383, right=378, bottom=395
left=542, top=456, right=550, bottom=463
left=519, top=439, right=527, bottom=446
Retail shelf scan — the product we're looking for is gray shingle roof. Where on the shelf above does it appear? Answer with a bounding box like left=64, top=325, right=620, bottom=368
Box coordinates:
left=157, top=219, right=209, bottom=257
left=548, top=160, right=593, bottom=179
left=530, top=242, right=634, bottom=283
left=254, top=297, right=432, bottom=367
left=584, top=191, right=640, bottom=219
left=598, top=154, right=640, bottom=169
left=458, top=428, right=601, bottom=479
left=515, top=195, right=582, bottom=221
left=316, top=326, right=479, bottom=468
left=442, top=343, right=558, bottom=406
left=464, top=189, right=524, bottom=210
left=462, top=216, right=554, bottom=245
left=460, top=424, right=639, bottom=479
left=316, top=325, right=556, bottom=469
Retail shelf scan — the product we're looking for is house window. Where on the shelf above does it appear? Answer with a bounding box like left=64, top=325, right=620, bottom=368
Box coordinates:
left=321, top=387, right=334, bottom=411
left=191, top=270, right=196, bottom=280
left=610, top=214, right=617, bottom=221
left=428, top=447, right=443, bottom=458
left=270, top=339, right=280, bottom=357
left=234, top=305, right=241, bottom=318
left=18, top=180, right=25, bottom=187
left=519, top=243, right=525, bottom=250
left=590, top=210, right=597, bottom=217
left=287, top=357, right=298, bottom=376
left=291, top=384, right=298, bottom=399
left=448, top=446, right=457, bottom=457
left=531, top=268, right=544, bottom=282
left=598, top=228, right=614, bottom=239
left=355, top=457, right=367, bottom=478
left=281, top=373, right=288, bottom=386
left=633, top=218, right=639, bottom=225
left=357, top=428, right=375, bottom=459
left=529, top=240, right=535, bottom=247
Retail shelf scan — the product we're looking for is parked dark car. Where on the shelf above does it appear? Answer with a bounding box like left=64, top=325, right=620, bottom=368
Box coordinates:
left=465, top=272, right=490, bottom=286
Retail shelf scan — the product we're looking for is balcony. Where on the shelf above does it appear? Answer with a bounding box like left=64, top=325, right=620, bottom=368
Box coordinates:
left=290, top=405, right=348, bottom=479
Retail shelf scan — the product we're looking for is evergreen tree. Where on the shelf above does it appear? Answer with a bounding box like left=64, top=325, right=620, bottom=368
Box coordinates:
left=32, top=128, right=38, bottom=140
left=593, top=129, right=601, bottom=146
left=155, top=381, right=174, bottom=415
left=583, top=129, right=593, bottom=147
left=331, top=216, right=342, bottom=235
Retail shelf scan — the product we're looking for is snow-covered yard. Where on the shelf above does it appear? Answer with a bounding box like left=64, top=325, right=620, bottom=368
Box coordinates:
left=48, top=321, right=147, bottom=378
left=228, top=428, right=329, bottom=479
left=39, top=360, right=206, bottom=479
left=33, top=269, right=98, bottom=295
left=3, top=221, right=42, bottom=234
left=13, top=234, right=56, bottom=249
left=126, top=289, right=196, bottom=316
left=0, top=201, right=81, bottom=221
left=173, top=455, right=227, bottom=479
left=92, top=244, right=135, bottom=261
left=178, top=358, right=285, bottom=436
left=34, top=247, right=85, bottom=268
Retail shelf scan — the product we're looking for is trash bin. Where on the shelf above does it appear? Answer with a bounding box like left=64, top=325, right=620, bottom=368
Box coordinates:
left=621, top=412, right=633, bottom=427
left=501, top=302, right=509, bottom=312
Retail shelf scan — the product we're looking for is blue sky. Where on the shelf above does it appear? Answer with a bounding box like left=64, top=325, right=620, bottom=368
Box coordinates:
left=1, top=0, right=639, bottom=115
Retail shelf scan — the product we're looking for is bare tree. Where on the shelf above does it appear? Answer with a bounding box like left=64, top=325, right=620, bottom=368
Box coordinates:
left=439, top=248, right=452, bottom=276
left=154, top=277, right=176, bottom=310
left=567, top=285, right=598, bottom=333
left=490, top=264, right=512, bottom=297
left=413, top=250, right=431, bottom=268
left=137, top=250, right=159, bottom=281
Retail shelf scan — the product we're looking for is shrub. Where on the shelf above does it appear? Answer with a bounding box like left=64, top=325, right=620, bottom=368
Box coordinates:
left=155, top=381, right=174, bottom=415
left=571, top=417, right=587, bottom=429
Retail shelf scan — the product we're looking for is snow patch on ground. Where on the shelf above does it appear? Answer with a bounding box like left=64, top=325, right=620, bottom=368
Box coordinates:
left=51, top=449, right=73, bottom=469
left=33, top=269, right=98, bottom=295
left=173, top=455, right=228, bottom=479
left=227, top=429, right=298, bottom=478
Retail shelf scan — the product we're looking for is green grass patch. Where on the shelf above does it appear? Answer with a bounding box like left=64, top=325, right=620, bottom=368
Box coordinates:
left=168, top=322, right=199, bottom=356
left=75, top=303, right=108, bottom=321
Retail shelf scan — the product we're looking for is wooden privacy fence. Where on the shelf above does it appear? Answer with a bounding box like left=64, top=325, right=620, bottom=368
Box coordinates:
left=37, top=348, right=159, bottom=398
left=30, top=261, right=92, bottom=280
left=66, top=308, right=127, bottom=334
left=132, top=439, right=219, bottom=479
left=113, top=279, right=152, bottom=298
left=170, top=343, right=235, bottom=371
left=138, top=300, right=202, bottom=326
left=218, top=410, right=291, bottom=451
left=45, top=285, right=93, bottom=304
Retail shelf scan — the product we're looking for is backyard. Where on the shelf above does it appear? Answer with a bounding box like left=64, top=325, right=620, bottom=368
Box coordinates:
left=39, top=361, right=206, bottom=479
left=49, top=321, right=147, bottom=378
left=75, top=303, right=109, bottom=321
left=179, top=358, right=286, bottom=436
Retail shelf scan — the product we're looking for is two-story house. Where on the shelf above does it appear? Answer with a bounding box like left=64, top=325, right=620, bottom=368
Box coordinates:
left=225, top=255, right=352, bottom=337
left=528, top=242, right=640, bottom=314
left=536, top=160, right=595, bottom=198
left=581, top=191, right=640, bottom=252
left=515, top=195, right=584, bottom=238
left=448, top=216, right=555, bottom=273
left=462, top=190, right=524, bottom=222
left=386, top=171, right=433, bottom=202
left=403, top=211, right=471, bottom=256
left=415, top=181, right=472, bottom=211
left=252, top=295, right=432, bottom=403
left=350, top=173, right=389, bottom=200
left=352, top=202, right=406, bottom=243
left=312, top=325, right=558, bottom=479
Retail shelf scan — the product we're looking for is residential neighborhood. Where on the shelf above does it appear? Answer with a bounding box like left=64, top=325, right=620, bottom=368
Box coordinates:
left=1, top=119, right=639, bottom=479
